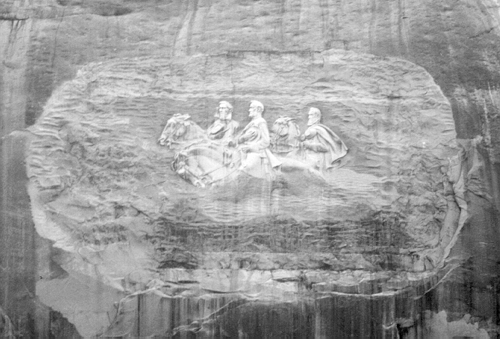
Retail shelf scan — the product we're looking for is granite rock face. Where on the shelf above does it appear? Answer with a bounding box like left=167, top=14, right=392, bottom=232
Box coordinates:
left=1, top=0, right=500, bottom=337
left=26, top=50, right=461, bottom=336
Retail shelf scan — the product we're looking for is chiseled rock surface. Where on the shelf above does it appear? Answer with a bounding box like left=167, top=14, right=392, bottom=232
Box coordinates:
left=2, top=0, right=499, bottom=337
left=26, top=49, right=460, bottom=336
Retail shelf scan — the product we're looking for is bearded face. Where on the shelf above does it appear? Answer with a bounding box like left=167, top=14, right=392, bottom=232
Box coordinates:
left=248, top=104, right=261, bottom=118
left=307, top=109, right=321, bottom=126
left=218, top=103, right=232, bottom=121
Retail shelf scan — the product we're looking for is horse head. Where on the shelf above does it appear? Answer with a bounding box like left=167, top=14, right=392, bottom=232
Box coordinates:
left=158, top=114, right=205, bottom=148
left=171, top=142, right=242, bottom=187
left=271, top=116, right=301, bottom=154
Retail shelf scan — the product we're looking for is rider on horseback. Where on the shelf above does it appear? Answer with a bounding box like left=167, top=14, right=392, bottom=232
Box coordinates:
left=298, top=107, right=348, bottom=170
left=234, top=100, right=282, bottom=179
left=207, top=101, right=240, bottom=141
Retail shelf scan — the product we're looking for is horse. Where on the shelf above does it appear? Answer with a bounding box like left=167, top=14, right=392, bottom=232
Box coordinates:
left=166, top=115, right=325, bottom=187
left=268, top=116, right=329, bottom=179
left=270, top=116, right=301, bottom=156
left=172, top=141, right=243, bottom=187
left=158, top=114, right=206, bottom=149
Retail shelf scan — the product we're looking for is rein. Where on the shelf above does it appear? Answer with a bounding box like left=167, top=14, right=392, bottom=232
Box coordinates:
left=173, top=146, right=242, bottom=184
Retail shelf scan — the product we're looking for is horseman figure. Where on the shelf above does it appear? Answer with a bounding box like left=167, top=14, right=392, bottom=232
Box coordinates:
left=158, top=103, right=347, bottom=187
left=234, top=100, right=282, bottom=179
left=207, top=101, right=239, bottom=141
left=298, top=107, right=348, bottom=170
left=157, top=113, right=205, bottom=148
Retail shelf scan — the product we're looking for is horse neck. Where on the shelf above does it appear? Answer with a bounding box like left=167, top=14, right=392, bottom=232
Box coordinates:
left=184, top=122, right=204, bottom=138
left=288, top=123, right=300, bottom=139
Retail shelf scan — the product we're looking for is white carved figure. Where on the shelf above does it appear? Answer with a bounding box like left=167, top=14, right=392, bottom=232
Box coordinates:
left=164, top=106, right=346, bottom=186
left=270, top=116, right=301, bottom=155
left=298, top=107, right=348, bottom=170
left=172, top=142, right=241, bottom=187
left=236, top=100, right=282, bottom=178
left=158, top=113, right=205, bottom=148
left=207, top=101, right=240, bottom=141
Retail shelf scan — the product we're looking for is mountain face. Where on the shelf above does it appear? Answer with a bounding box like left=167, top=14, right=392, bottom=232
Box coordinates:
left=1, top=0, right=500, bottom=337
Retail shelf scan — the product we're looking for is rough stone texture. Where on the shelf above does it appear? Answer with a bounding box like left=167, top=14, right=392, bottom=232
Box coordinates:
left=1, top=0, right=500, bottom=337
left=23, top=50, right=462, bottom=336
left=28, top=51, right=457, bottom=261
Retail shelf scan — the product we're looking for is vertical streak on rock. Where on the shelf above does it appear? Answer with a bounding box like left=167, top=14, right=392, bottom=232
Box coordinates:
left=387, top=0, right=396, bottom=54
left=171, top=1, right=189, bottom=57
left=281, top=0, right=298, bottom=49
left=398, top=0, right=410, bottom=56
left=369, top=0, right=378, bottom=53
left=290, top=0, right=300, bottom=42
left=50, top=7, right=65, bottom=69
left=296, top=0, right=324, bottom=50
left=25, top=18, right=59, bottom=127
left=0, top=132, right=36, bottom=338
left=136, top=294, right=141, bottom=337
left=0, top=18, right=31, bottom=135
left=475, top=0, right=500, bottom=34
left=199, top=0, right=211, bottom=51
left=331, top=0, right=340, bottom=42
left=318, top=0, right=330, bottom=49
left=185, top=0, right=199, bottom=56
left=229, top=57, right=237, bottom=106
left=485, top=89, right=500, bottom=212
left=297, top=0, right=303, bottom=37
left=174, top=0, right=199, bottom=57
left=0, top=7, right=46, bottom=337
left=477, top=86, right=500, bottom=210
left=279, top=0, right=286, bottom=49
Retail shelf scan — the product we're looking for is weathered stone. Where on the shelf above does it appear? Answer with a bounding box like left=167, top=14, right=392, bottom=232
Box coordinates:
left=2, top=0, right=500, bottom=337
left=23, top=49, right=463, bottom=335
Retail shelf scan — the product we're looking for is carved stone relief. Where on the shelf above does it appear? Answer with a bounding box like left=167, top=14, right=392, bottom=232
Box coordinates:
left=161, top=103, right=349, bottom=187
left=25, top=50, right=459, bottom=336
left=161, top=101, right=347, bottom=186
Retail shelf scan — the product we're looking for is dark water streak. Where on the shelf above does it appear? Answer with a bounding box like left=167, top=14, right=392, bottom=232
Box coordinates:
left=0, top=133, right=36, bottom=337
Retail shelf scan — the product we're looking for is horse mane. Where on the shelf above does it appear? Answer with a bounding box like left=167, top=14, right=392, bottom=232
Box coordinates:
left=160, top=114, right=206, bottom=144
left=286, top=119, right=300, bottom=139
left=186, top=120, right=205, bottom=139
